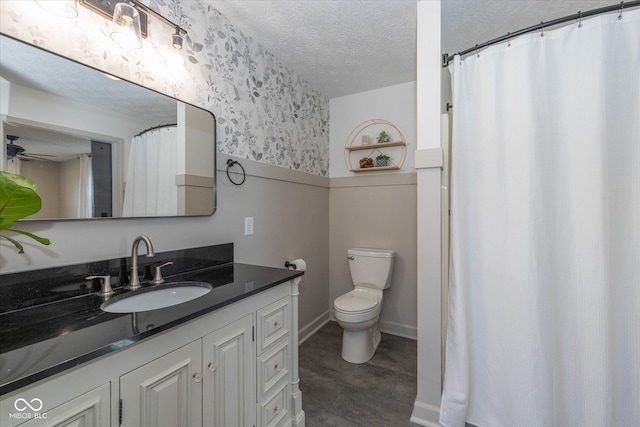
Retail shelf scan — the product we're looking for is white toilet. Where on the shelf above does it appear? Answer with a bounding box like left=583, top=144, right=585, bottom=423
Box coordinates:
left=333, top=247, right=395, bottom=364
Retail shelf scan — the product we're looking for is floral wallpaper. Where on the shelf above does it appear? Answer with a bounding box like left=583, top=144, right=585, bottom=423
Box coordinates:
left=0, top=0, right=329, bottom=176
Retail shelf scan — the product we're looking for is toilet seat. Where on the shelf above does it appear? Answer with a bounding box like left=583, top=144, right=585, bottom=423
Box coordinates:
left=334, top=289, right=379, bottom=314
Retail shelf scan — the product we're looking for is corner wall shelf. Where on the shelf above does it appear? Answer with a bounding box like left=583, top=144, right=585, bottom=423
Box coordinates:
left=344, top=119, right=407, bottom=173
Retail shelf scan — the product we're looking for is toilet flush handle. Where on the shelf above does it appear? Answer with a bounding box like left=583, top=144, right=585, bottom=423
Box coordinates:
left=347, top=255, right=355, bottom=260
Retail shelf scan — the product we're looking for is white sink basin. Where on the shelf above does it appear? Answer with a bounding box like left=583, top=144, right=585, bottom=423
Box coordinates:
left=101, top=281, right=212, bottom=313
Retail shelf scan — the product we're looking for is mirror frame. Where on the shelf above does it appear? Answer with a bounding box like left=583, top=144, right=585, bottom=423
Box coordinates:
left=0, top=34, right=217, bottom=221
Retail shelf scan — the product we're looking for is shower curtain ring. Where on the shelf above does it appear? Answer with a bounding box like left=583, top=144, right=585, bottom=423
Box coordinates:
left=475, top=44, right=480, bottom=58
left=618, top=1, right=624, bottom=20
left=540, top=22, right=545, bottom=37
left=577, top=11, right=583, bottom=28
left=507, top=32, right=511, bottom=47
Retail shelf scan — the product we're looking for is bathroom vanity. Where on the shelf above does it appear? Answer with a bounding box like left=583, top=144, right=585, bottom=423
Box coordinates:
left=0, top=244, right=305, bottom=427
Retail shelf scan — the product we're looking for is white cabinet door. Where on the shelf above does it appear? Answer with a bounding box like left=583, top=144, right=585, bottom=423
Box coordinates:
left=120, top=340, right=202, bottom=427
left=202, top=314, right=254, bottom=427
left=17, top=383, right=110, bottom=427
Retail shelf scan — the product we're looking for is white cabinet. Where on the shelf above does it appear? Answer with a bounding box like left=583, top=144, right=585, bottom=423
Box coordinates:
left=257, top=340, right=289, bottom=401
left=256, top=297, right=291, bottom=427
left=18, top=383, right=110, bottom=427
left=120, top=340, right=202, bottom=427
left=256, top=297, right=290, bottom=354
left=1, top=278, right=304, bottom=427
left=258, top=381, right=290, bottom=427
left=119, top=316, right=255, bottom=427
left=202, top=314, right=254, bottom=427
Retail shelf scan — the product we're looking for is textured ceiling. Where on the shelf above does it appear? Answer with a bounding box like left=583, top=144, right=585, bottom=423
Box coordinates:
left=0, top=36, right=177, bottom=125
left=209, top=0, right=418, bottom=99
left=209, top=0, right=621, bottom=99
left=0, top=36, right=177, bottom=161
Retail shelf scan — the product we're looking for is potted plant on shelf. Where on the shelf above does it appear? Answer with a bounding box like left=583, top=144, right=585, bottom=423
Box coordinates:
left=376, top=131, right=390, bottom=143
left=375, top=154, right=390, bottom=167
left=0, top=171, right=51, bottom=253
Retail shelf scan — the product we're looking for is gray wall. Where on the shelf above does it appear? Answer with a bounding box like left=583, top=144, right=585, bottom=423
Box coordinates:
left=217, top=155, right=331, bottom=334
left=330, top=173, right=417, bottom=338
left=1, top=154, right=330, bottom=336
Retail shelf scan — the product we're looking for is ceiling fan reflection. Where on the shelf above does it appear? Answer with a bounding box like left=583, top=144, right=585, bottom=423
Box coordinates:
left=6, top=135, right=56, bottom=162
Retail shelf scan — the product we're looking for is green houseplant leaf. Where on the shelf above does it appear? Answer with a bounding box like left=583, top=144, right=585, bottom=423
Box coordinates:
left=0, top=171, right=51, bottom=253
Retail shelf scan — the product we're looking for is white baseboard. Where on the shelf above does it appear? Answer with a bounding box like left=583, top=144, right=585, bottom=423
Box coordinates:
left=328, top=310, right=417, bottom=340
left=378, top=319, right=417, bottom=340
left=298, top=310, right=330, bottom=344
left=411, top=400, right=441, bottom=426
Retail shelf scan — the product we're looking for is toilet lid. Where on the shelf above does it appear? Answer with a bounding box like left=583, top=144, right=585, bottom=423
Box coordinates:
left=334, top=290, right=379, bottom=313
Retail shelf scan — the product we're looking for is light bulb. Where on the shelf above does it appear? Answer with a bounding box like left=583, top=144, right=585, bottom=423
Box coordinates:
left=110, top=2, right=142, bottom=50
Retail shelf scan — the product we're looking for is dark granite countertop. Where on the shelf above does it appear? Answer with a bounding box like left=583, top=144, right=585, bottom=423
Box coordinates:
left=0, top=244, right=303, bottom=396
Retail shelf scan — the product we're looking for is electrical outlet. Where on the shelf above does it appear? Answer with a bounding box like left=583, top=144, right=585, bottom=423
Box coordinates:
left=244, top=217, right=254, bottom=236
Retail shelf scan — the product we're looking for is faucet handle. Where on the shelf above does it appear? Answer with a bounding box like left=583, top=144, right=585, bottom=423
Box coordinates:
left=86, top=275, right=114, bottom=296
left=152, top=262, right=173, bottom=285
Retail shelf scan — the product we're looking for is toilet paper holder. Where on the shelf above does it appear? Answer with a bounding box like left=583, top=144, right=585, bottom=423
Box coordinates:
left=284, top=259, right=306, bottom=271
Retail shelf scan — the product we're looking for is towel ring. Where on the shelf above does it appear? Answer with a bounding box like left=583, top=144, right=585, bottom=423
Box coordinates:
left=226, top=159, right=246, bottom=186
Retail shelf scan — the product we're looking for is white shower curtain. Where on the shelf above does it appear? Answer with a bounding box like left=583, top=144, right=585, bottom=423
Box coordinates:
left=122, top=126, right=178, bottom=216
left=441, top=10, right=640, bottom=427
left=77, top=154, right=93, bottom=218
left=7, top=157, right=21, bottom=175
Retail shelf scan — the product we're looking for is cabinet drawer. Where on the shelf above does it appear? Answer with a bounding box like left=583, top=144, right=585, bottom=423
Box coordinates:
left=258, top=381, right=290, bottom=427
left=257, top=340, right=290, bottom=400
left=256, top=297, right=290, bottom=354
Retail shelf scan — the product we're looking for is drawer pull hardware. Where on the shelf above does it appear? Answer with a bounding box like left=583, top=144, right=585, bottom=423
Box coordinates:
left=207, top=362, right=216, bottom=372
left=274, top=363, right=281, bottom=371
left=273, top=405, right=279, bottom=413
left=274, top=321, right=280, bottom=328
left=192, top=372, right=201, bottom=383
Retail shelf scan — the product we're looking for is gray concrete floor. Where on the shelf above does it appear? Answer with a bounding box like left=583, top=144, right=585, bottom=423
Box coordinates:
left=299, top=321, right=419, bottom=427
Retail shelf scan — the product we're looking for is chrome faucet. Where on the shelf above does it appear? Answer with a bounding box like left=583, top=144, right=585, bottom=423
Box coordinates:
left=129, top=235, right=155, bottom=290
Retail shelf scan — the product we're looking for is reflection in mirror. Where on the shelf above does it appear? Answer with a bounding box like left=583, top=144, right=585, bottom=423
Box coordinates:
left=0, top=35, right=216, bottom=220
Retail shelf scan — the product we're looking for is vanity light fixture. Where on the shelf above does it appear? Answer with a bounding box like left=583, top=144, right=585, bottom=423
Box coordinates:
left=35, top=0, right=79, bottom=18
left=78, top=0, right=187, bottom=50
left=110, top=2, right=143, bottom=50
left=172, top=27, right=184, bottom=50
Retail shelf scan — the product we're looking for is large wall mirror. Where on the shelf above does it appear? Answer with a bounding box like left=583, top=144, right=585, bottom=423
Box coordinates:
left=0, top=35, right=216, bottom=220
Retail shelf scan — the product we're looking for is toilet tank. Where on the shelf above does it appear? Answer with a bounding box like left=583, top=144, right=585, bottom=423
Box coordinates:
left=348, top=248, right=395, bottom=290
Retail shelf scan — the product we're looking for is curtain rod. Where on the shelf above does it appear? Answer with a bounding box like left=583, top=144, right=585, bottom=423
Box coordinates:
left=135, top=123, right=177, bottom=137
left=442, top=0, right=640, bottom=67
